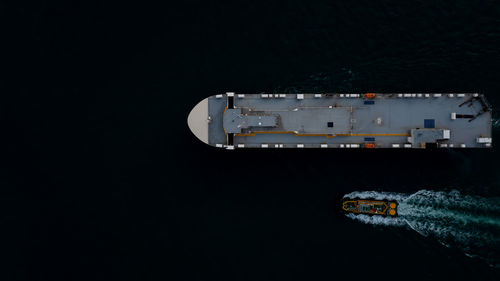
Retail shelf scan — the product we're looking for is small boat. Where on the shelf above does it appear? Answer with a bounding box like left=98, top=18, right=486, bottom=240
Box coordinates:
left=342, top=198, right=398, bottom=217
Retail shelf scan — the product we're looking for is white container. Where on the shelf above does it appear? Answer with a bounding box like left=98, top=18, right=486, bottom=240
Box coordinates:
left=443, top=130, right=450, bottom=139
left=476, top=137, right=492, bottom=143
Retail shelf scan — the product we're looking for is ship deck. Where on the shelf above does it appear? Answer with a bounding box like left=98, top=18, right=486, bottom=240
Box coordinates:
left=204, top=93, right=492, bottom=149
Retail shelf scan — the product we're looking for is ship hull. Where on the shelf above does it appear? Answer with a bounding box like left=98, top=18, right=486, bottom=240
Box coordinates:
left=187, top=93, right=492, bottom=149
left=342, top=198, right=398, bottom=217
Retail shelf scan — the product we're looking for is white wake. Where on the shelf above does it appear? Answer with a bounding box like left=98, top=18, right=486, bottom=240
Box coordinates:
left=344, top=190, right=500, bottom=267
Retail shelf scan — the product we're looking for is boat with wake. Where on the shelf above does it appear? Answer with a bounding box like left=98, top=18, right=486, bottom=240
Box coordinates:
left=342, top=197, right=398, bottom=217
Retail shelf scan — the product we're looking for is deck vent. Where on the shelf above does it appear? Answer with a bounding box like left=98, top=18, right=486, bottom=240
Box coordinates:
left=227, top=96, right=234, bottom=109
left=364, top=137, right=375, bottom=141
left=364, top=100, right=375, bottom=105
left=424, top=119, right=435, bottom=128
left=426, top=143, right=438, bottom=149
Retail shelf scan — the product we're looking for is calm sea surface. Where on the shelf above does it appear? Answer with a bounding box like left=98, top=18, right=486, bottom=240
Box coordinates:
left=4, top=1, right=500, bottom=280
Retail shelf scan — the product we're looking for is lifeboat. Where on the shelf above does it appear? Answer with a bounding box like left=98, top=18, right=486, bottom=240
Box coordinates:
left=342, top=197, right=398, bottom=217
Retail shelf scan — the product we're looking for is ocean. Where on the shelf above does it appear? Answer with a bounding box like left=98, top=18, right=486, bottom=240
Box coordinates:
left=3, top=0, right=500, bottom=280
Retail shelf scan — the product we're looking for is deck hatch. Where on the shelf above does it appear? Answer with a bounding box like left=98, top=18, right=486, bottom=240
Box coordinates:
left=364, top=100, right=375, bottom=105
left=424, top=119, right=435, bottom=128
left=327, top=122, right=334, bottom=127
left=364, top=137, right=375, bottom=141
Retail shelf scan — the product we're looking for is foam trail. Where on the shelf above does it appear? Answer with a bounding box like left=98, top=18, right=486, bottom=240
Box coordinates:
left=344, top=190, right=500, bottom=267
left=343, top=191, right=409, bottom=201
left=492, top=118, right=500, bottom=129
left=346, top=213, right=407, bottom=226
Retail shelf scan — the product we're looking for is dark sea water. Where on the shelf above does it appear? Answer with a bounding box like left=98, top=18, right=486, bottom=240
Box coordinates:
left=3, top=1, right=500, bottom=280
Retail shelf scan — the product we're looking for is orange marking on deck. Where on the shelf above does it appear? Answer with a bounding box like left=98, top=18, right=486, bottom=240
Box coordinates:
left=235, top=132, right=409, bottom=138
left=235, top=131, right=337, bottom=138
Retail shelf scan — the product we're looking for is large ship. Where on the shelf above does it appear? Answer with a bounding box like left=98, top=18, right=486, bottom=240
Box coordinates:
left=187, top=93, right=492, bottom=149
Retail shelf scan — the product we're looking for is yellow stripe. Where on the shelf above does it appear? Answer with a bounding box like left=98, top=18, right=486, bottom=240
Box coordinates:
left=235, top=131, right=336, bottom=138
left=234, top=132, right=410, bottom=138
